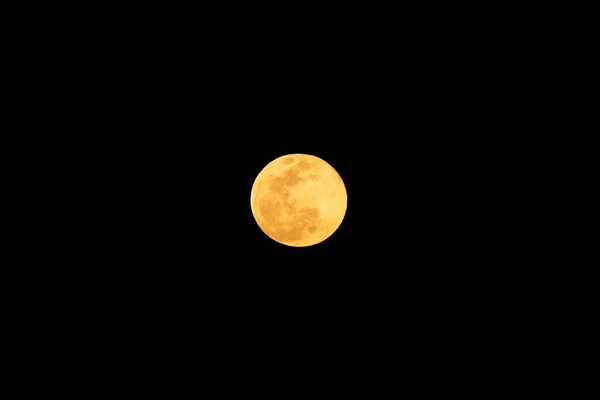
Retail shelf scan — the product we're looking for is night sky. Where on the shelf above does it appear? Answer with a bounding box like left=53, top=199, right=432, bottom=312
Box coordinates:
left=30, top=8, right=517, bottom=385
left=67, top=23, right=494, bottom=311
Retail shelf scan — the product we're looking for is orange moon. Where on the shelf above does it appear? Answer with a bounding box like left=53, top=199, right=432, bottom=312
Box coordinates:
left=250, top=154, right=348, bottom=247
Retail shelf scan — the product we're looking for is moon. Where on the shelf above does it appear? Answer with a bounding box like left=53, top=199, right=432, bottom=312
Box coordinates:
left=250, top=153, right=348, bottom=247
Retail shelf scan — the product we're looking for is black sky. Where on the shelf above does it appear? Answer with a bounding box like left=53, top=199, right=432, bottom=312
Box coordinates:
left=27, top=9, right=524, bottom=382
left=57, top=11, right=507, bottom=299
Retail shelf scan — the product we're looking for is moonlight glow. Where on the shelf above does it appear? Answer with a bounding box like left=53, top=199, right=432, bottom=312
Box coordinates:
left=250, top=153, right=347, bottom=247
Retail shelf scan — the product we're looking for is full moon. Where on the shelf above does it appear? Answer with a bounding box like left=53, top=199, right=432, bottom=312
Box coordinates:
left=250, top=153, right=347, bottom=247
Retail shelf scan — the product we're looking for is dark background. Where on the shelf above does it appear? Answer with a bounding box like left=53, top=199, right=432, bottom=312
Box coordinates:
left=16, top=5, right=533, bottom=385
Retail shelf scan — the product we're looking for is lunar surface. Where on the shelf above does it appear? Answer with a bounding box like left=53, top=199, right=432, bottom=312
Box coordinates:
left=250, top=153, right=347, bottom=247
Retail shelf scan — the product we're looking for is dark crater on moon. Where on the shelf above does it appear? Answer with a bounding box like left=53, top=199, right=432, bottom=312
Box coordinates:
left=259, top=167, right=320, bottom=243
left=268, top=168, right=303, bottom=190
left=297, top=160, right=312, bottom=170
left=270, top=206, right=320, bottom=243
